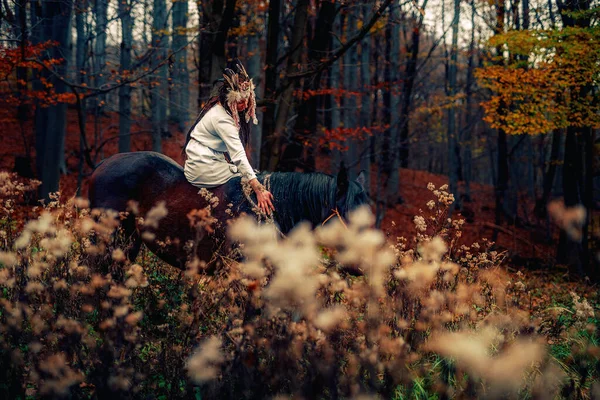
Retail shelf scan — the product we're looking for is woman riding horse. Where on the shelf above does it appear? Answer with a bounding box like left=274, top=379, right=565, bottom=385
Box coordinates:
left=183, top=59, right=274, bottom=215
left=88, top=61, right=370, bottom=270
left=89, top=154, right=368, bottom=270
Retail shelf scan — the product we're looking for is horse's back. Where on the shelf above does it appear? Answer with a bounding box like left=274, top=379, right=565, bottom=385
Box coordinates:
left=89, top=151, right=187, bottom=211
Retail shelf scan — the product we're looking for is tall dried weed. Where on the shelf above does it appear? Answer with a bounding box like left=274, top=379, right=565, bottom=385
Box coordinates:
left=0, top=173, right=597, bottom=399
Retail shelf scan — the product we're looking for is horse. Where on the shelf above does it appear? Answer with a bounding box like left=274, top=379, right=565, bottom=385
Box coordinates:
left=88, top=151, right=369, bottom=270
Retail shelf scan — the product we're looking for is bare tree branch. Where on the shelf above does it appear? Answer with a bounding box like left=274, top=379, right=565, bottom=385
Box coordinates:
left=285, top=0, right=397, bottom=81
left=253, top=0, right=399, bottom=109
left=71, top=86, right=96, bottom=169
left=25, top=33, right=199, bottom=100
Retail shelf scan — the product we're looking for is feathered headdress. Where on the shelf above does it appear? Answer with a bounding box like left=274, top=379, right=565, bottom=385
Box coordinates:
left=223, top=60, right=258, bottom=129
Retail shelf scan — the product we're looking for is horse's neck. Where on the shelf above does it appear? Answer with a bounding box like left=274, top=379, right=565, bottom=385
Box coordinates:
left=269, top=172, right=335, bottom=231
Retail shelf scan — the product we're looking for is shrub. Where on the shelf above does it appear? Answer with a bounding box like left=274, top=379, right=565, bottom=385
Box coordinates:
left=0, top=173, right=597, bottom=399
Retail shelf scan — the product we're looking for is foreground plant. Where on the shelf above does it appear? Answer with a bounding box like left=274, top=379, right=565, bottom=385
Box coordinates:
left=0, top=173, right=598, bottom=399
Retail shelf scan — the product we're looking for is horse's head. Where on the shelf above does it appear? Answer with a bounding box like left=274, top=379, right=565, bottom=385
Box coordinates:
left=335, top=164, right=370, bottom=218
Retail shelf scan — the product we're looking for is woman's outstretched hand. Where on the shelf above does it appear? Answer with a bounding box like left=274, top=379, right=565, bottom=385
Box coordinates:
left=250, top=178, right=275, bottom=214
left=256, top=189, right=275, bottom=214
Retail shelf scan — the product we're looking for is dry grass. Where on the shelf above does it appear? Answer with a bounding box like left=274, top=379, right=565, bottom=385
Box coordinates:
left=0, top=173, right=598, bottom=399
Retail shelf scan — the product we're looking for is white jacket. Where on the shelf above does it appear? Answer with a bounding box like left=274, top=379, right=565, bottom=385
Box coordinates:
left=184, top=104, right=257, bottom=188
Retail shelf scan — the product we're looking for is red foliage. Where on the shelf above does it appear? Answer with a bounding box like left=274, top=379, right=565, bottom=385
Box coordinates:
left=319, top=125, right=388, bottom=150
left=0, top=41, right=76, bottom=108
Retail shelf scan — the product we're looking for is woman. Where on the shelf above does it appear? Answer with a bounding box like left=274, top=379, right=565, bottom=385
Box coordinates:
left=183, top=60, right=275, bottom=214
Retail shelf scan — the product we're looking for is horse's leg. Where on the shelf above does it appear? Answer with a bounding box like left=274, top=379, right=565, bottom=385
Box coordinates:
left=88, top=193, right=141, bottom=277
left=119, top=213, right=142, bottom=263
left=99, top=212, right=143, bottom=282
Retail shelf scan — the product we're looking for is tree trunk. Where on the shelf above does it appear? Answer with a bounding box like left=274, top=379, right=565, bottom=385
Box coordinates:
left=209, top=0, right=238, bottom=83
left=555, top=0, right=592, bottom=277
left=534, top=128, right=562, bottom=217
left=446, top=0, right=461, bottom=212
left=375, top=28, right=390, bottom=228
left=151, top=0, right=168, bottom=152
left=522, top=0, right=530, bottom=29
left=359, top=4, right=372, bottom=191
left=198, top=0, right=223, bottom=107
left=196, top=0, right=237, bottom=107
left=506, top=135, right=523, bottom=222
left=268, top=0, right=310, bottom=171
left=343, top=8, right=359, bottom=179
left=259, top=0, right=281, bottom=170
left=75, top=0, right=89, bottom=191
left=462, top=0, right=476, bottom=202
left=15, top=0, right=32, bottom=169
left=330, top=15, right=342, bottom=173
left=548, top=0, right=556, bottom=27
left=75, top=2, right=87, bottom=108
left=31, top=0, right=43, bottom=176
left=93, top=0, right=108, bottom=111
left=526, top=135, right=535, bottom=199
left=582, top=127, right=595, bottom=280
left=381, top=24, right=392, bottom=172
left=35, top=0, right=73, bottom=200
left=384, top=5, right=401, bottom=204
left=557, top=127, right=584, bottom=274
left=119, top=0, right=133, bottom=153
left=226, top=9, right=240, bottom=61
left=171, top=0, right=189, bottom=131
left=495, top=127, right=509, bottom=229
left=399, top=1, right=427, bottom=169
left=493, top=0, right=508, bottom=238
left=281, top=0, right=336, bottom=172
left=142, top=0, right=151, bottom=116
left=247, top=29, right=264, bottom=169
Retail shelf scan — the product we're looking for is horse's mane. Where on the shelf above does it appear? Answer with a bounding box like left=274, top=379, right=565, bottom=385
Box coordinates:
left=262, top=172, right=335, bottom=233
left=260, top=171, right=365, bottom=233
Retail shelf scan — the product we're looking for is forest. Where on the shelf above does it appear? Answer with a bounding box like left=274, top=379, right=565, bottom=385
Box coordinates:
left=0, top=0, right=599, bottom=398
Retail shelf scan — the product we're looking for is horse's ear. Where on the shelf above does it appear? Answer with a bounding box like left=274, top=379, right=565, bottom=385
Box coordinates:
left=356, top=170, right=366, bottom=190
left=336, top=162, right=349, bottom=199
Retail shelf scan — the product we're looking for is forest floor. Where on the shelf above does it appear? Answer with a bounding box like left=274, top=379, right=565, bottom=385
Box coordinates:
left=0, top=107, right=595, bottom=298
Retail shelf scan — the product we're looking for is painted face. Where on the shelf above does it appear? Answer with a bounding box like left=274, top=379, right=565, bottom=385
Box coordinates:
left=237, top=98, right=249, bottom=111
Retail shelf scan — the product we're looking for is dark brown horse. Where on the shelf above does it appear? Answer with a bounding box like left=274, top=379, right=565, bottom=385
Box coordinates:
left=88, top=151, right=368, bottom=269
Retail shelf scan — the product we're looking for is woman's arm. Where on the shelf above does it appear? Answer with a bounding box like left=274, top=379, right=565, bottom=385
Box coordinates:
left=213, top=114, right=257, bottom=182
left=214, top=112, right=275, bottom=214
